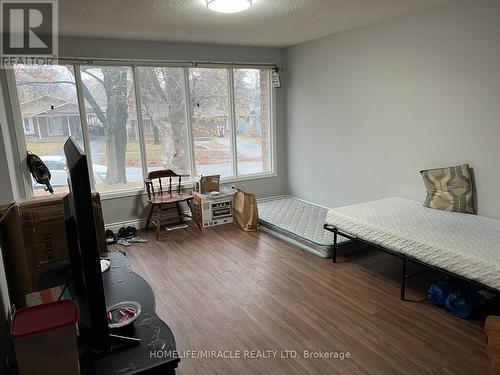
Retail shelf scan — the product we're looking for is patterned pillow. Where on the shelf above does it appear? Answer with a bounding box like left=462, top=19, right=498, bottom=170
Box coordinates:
left=420, top=164, right=475, bottom=214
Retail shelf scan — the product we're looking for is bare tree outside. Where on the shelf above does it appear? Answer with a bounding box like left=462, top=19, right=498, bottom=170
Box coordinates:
left=189, top=68, right=232, bottom=177
left=234, top=69, right=271, bottom=175
left=138, top=67, right=190, bottom=175
left=13, top=64, right=273, bottom=195
left=80, top=66, right=132, bottom=185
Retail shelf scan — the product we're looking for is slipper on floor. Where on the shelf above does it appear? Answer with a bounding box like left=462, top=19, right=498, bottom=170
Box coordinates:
left=125, top=226, right=137, bottom=239
left=127, top=237, right=148, bottom=243
left=117, top=239, right=132, bottom=247
left=117, top=227, right=128, bottom=239
left=106, top=229, right=117, bottom=244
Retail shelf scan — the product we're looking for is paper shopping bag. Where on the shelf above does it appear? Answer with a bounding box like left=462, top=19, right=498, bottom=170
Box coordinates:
left=233, top=189, right=259, bottom=232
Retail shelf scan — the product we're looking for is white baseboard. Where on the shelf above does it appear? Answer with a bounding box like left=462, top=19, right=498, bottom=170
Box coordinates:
left=256, top=194, right=329, bottom=210
left=105, top=218, right=148, bottom=233
left=281, top=194, right=331, bottom=210
left=106, top=194, right=291, bottom=231
left=105, top=209, right=191, bottom=232
left=256, top=194, right=287, bottom=203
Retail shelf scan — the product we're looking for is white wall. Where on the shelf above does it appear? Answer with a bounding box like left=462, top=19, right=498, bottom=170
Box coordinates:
left=285, top=0, right=500, bottom=218
left=0, top=37, right=287, bottom=224
left=3, top=0, right=499, bottom=224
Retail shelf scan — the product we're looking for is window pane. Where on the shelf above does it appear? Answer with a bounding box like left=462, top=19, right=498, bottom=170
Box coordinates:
left=234, top=69, right=272, bottom=175
left=188, top=68, right=232, bottom=178
left=138, top=67, right=191, bottom=177
left=80, top=66, right=143, bottom=192
left=13, top=64, right=84, bottom=196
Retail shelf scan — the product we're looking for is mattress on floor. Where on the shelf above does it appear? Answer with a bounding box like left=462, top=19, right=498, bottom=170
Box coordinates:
left=258, top=197, right=350, bottom=257
left=326, top=197, right=500, bottom=290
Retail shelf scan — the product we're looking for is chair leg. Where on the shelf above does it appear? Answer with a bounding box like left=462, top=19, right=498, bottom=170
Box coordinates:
left=187, top=200, right=202, bottom=230
left=156, top=205, right=161, bottom=241
left=175, top=202, right=183, bottom=225
left=145, top=205, right=154, bottom=230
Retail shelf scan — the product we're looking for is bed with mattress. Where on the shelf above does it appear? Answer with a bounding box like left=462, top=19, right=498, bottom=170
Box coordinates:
left=324, top=197, right=500, bottom=299
left=258, top=197, right=350, bottom=258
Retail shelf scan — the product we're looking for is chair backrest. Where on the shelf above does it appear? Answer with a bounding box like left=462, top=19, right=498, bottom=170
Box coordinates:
left=144, top=169, right=188, bottom=200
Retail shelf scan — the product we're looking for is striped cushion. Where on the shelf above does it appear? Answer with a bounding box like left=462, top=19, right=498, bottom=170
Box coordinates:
left=420, top=164, right=475, bottom=214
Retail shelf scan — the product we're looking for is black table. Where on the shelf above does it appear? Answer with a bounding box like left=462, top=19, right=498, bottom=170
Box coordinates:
left=81, top=251, right=180, bottom=375
left=0, top=251, right=180, bottom=374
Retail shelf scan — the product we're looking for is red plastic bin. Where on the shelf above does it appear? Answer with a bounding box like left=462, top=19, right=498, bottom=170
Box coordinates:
left=11, top=300, right=80, bottom=375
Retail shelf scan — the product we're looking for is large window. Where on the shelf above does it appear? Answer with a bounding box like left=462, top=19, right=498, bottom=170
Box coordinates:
left=80, top=66, right=143, bottom=192
left=138, top=67, right=191, bottom=176
left=234, top=69, right=272, bottom=175
left=189, top=68, right=232, bottom=177
left=10, top=63, right=274, bottom=197
left=13, top=64, right=84, bottom=195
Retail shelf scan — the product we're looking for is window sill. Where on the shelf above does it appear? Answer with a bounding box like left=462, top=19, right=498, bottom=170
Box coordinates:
left=97, top=172, right=278, bottom=201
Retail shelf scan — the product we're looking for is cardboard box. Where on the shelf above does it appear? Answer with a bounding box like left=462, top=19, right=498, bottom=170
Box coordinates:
left=0, top=192, right=106, bottom=308
left=195, top=175, right=220, bottom=194
left=0, top=203, right=31, bottom=309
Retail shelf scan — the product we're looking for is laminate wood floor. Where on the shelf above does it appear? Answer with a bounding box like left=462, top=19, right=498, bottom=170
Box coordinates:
left=121, top=224, right=490, bottom=374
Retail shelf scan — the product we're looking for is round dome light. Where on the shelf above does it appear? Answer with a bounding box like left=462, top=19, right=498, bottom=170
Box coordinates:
left=205, top=0, right=252, bottom=14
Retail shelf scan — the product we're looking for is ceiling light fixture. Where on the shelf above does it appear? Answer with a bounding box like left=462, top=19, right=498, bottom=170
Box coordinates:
left=205, top=0, right=252, bottom=14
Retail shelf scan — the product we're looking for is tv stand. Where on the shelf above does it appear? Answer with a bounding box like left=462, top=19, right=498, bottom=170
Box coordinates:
left=80, top=251, right=180, bottom=374
left=109, top=332, right=141, bottom=347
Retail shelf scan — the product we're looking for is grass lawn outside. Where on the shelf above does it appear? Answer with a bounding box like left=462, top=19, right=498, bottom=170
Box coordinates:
left=237, top=134, right=263, bottom=145
left=95, top=181, right=144, bottom=193
left=27, top=138, right=263, bottom=170
left=26, top=141, right=65, bottom=155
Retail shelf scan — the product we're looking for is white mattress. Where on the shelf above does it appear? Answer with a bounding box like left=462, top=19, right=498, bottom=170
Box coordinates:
left=258, top=197, right=350, bottom=257
left=326, top=197, right=500, bottom=290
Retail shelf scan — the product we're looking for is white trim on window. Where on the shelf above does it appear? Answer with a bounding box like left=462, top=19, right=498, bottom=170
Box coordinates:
left=5, top=68, right=32, bottom=198
left=183, top=67, right=197, bottom=181
left=132, top=66, right=148, bottom=181
left=74, top=64, right=97, bottom=190
left=7, top=61, right=278, bottom=200
left=228, top=68, right=238, bottom=178
left=270, top=71, right=277, bottom=178
left=97, top=170, right=277, bottom=201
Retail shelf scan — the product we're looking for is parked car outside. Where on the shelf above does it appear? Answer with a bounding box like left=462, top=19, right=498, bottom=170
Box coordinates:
left=32, top=155, right=107, bottom=189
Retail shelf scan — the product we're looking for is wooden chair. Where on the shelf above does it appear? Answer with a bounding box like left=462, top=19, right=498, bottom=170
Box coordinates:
left=144, top=170, right=201, bottom=240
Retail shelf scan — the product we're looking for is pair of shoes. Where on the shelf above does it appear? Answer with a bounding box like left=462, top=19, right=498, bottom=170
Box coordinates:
left=118, top=226, right=137, bottom=239
left=105, top=229, right=117, bottom=244
left=107, top=226, right=146, bottom=247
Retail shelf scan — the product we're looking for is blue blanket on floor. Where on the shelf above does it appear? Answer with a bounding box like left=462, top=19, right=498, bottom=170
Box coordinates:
left=445, top=288, right=488, bottom=319
left=427, top=280, right=489, bottom=319
left=426, top=281, right=456, bottom=307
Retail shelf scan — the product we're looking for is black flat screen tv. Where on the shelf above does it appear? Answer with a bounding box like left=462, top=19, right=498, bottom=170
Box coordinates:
left=63, top=137, right=110, bottom=352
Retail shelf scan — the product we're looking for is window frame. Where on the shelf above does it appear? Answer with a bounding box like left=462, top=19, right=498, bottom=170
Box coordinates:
left=6, top=61, right=277, bottom=201
left=232, top=68, right=274, bottom=178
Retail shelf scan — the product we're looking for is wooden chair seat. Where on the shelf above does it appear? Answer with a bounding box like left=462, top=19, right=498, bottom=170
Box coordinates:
left=149, top=193, right=193, bottom=205
left=144, top=169, right=201, bottom=240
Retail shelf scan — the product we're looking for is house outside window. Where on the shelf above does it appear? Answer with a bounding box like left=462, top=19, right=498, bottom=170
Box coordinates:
left=8, top=62, right=276, bottom=197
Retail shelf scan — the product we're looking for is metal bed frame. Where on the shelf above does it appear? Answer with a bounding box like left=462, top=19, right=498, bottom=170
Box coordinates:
left=323, top=224, right=500, bottom=300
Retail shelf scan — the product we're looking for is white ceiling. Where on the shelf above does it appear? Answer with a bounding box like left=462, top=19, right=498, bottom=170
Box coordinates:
left=58, top=0, right=449, bottom=48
